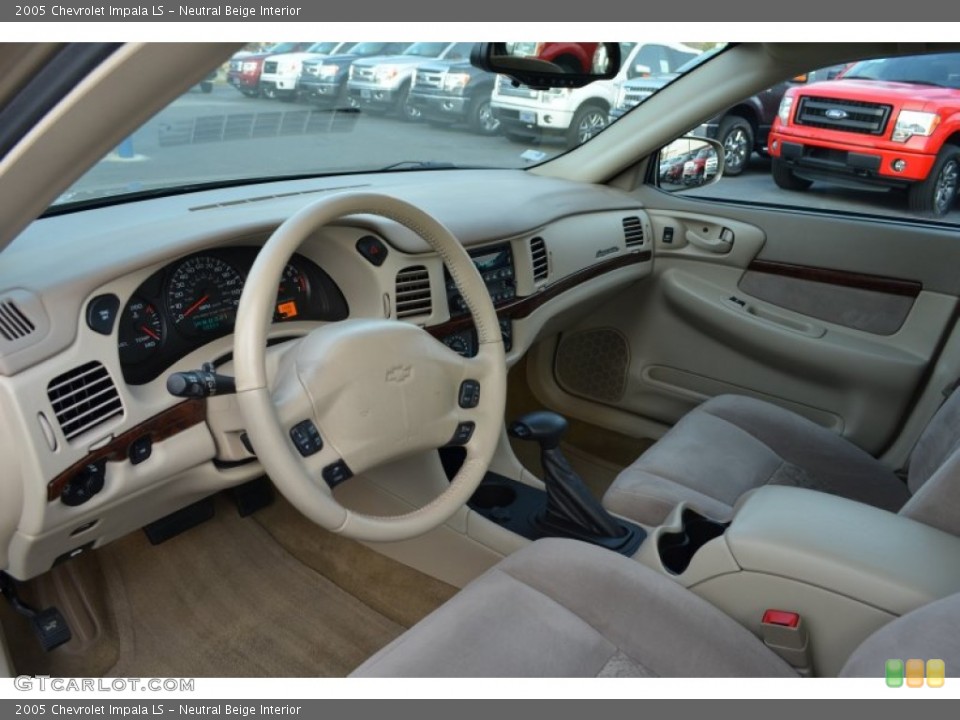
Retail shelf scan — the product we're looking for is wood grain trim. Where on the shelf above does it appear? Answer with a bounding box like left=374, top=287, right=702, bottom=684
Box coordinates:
left=747, top=260, right=922, bottom=298
left=47, top=399, right=206, bottom=502
left=427, top=250, right=651, bottom=339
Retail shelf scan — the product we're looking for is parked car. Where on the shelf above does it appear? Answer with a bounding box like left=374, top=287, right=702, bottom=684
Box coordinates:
left=769, top=52, right=960, bottom=216
left=407, top=57, right=500, bottom=135
left=258, top=42, right=355, bottom=102
left=491, top=42, right=701, bottom=148
left=226, top=42, right=313, bottom=98
left=610, top=51, right=845, bottom=176
left=346, top=42, right=475, bottom=120
left=298, top=42, right=412, bottom=107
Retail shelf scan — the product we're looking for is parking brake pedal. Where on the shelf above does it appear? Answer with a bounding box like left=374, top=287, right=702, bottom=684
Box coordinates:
left=0, top=572, right=72, bottom=652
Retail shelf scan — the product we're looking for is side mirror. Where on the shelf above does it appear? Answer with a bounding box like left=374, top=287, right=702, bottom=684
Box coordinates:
left=470, top=42, right=621, bottom=90
left=657, top=137, right=724, bottom=192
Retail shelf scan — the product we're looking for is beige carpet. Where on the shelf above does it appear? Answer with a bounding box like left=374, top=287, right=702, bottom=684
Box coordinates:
left=3, top=495, right=458, bottom=678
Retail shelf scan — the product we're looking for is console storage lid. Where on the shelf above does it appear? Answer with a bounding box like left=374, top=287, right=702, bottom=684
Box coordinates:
left=727, top=486, right=960, bottom=616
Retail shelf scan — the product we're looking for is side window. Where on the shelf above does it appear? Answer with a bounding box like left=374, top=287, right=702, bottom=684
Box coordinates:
left=633, top=45, right=667, bottom=77
left=658, top=51, right=960, bottom=224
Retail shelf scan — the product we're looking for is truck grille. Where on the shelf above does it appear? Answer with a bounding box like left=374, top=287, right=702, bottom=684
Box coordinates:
left=621, top=87, right=656, bottom=110
left=496, top=75, right=537, bottom=99
left=352, top=66, right=376, bottom=83
left=263, top=61, right=278, bottom=74
left=414, top=71, right=444, bottom=91
left=795, top=96, right=892, bottom=135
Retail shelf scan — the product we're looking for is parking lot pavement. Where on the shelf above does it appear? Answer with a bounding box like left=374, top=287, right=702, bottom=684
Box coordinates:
left=67, top=85, right=960, bottom=223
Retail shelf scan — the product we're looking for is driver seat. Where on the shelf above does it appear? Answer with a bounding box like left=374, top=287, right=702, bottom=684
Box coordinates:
left=350, top=537, right=960, bottom=677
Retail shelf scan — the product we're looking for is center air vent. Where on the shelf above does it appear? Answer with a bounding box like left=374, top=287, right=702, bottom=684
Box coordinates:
left=47, top=361, right=123, bottom=442
left=530, top=237, right=548, bottom=282
left=622, top=216, right=645, bottom=248
left=395, top=266, right=433, bottom=319
left=0, top=298, right=35, bottom=342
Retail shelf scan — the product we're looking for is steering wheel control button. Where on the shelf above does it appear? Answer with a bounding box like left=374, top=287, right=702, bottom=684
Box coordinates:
left=356, top=235, right=388, bottom=266
left=128, top=435, right=152, bottom=465
left=449, top=422, right=476, bottom=446
left=322, top=461, right=353, bottom=488
left=86, top=294, right=121, bottom=335
left=60, top=461, right=106, bottom=507
left=290, top=420, right=323, bottom=457
left=458, top=380, right=481, bottom=409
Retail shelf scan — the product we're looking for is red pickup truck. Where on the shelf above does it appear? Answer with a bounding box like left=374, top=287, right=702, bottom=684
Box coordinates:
left=768, top=52, right=960, bottom=216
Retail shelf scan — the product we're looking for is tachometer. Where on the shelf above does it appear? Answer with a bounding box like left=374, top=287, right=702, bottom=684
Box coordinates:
left=118, top=297, right=164, bottom=364
left=166, top=256, right=244, bottom=336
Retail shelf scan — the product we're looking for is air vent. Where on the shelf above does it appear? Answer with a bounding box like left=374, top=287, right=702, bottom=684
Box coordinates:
left=622, top=216, right=645, bottom=248
left=395, top=266, right=433, bottom=319
left=530, top=237, right=548, bottom=282
left=47, top=361, right=123, bottom=442
left=0, top=299, right=35, bottom=342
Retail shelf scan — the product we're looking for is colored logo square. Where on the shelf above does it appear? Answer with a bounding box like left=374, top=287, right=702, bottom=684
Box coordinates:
left=927, top=659, right=945, bottom=688
left=906, top=658, right=925, bottom=688
left=885, top=659, right=904, bottom=688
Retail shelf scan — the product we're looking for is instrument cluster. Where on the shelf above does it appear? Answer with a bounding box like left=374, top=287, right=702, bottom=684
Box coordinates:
left=116, top=247, right=348, bottom=385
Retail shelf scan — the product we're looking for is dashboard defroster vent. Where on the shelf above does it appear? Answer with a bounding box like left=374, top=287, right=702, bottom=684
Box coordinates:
left=530, top=237, right=548, bottom=282
left=395, top=266, right=433, bottom=319
left=47, top=361, right=123, bottom=442
left=622, top=216, right=645, bottom=248
left=0, top=299, right=35, bottom=342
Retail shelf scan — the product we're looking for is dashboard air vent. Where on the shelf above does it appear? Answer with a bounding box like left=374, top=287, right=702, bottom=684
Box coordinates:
left=0, top=299, right=35, bottom=342
left=47, top=361, right=123, bottom=442
left=530, top=237, right=548, bottom=282
left=622, top=216, right=645, bottom=248
left=395, top=266, right=433, bottom=319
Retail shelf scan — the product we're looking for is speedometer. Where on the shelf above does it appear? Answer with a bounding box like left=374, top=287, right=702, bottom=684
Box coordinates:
left=166, top=256, right=244, bottom=336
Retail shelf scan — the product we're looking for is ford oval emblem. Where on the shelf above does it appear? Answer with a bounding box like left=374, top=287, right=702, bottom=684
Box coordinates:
left=825, top=108, right=849, bottom=120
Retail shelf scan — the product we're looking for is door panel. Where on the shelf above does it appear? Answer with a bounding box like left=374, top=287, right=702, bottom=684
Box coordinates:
left=545, top=201, right=960, bottom=457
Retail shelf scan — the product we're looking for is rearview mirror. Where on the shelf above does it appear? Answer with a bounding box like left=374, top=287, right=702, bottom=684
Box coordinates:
left=470, top=42, right=622, bottom=90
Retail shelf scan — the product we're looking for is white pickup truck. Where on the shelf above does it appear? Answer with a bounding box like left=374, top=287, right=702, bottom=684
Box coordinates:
left=491, top=42, right=700, bottom=147
left=259, top=42, right=355, bottom=101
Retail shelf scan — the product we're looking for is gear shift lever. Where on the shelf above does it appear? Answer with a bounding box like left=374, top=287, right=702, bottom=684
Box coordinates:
left=509, top=410, right=640, bottom=549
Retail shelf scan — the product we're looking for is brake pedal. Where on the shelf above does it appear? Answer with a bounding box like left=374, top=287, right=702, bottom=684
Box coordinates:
left=0, top=572, right=72, bottom=652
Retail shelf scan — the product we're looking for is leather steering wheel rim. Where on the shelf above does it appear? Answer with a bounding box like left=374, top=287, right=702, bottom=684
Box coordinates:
left=233, top=192, right=506, bottom=542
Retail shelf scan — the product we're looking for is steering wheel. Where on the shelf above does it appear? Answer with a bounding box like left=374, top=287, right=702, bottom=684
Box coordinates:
left=233, top=193, right=506, bottom=542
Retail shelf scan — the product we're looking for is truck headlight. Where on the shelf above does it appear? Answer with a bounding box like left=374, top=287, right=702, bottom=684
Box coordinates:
left=892, top=110, right=940, bottom=142
left=777, top=96, right=794, bottom=125
left=375, top=65, right=399, bottom=81
left=442, top=73, right=471, bottom=92
left=543, top=88, right=570, bottom=104
left=242, top=61, right=258, bottom=73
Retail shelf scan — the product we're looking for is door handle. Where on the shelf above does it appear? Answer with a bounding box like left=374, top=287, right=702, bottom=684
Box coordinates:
left=685, top=226, right=734, bottom=254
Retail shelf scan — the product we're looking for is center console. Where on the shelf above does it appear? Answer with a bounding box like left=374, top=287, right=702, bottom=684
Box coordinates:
left=635, top=486, right=960, bottom=676
left=439, top=243, right=515, bottom=356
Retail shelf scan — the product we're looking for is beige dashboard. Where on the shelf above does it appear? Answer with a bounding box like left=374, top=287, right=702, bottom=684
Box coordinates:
left=0, top=169, right=654, bottom=580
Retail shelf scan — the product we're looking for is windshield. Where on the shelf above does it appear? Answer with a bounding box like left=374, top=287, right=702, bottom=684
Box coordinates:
left=53, top=39, right=723, bottom=209
left=844, top=52, right=960, bottom=87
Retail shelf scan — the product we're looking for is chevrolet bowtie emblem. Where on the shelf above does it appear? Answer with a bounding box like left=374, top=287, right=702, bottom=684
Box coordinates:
left=385, top=365, right=413, bottom=383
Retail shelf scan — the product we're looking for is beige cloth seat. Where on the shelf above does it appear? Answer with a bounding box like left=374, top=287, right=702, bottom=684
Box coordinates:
left=602, top=393, right=960, bottom=531
left=351, top=538, right=960, bottom=677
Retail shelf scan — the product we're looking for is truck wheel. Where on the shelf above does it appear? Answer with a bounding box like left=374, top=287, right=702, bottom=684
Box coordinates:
left=908, top=146, right=960, bottom=217
left=771, top=159, right=813, bottom=191
left=468, top=96, right=500, bottom=136
left=397, top=84, right=420, bottom=122
left=566, top=104, right=607, bottom=148
left=718, top=116, right=754, bottom=176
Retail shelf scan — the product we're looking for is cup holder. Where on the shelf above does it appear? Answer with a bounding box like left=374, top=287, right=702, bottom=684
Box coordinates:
left=469, top=483, right=517, bottom=510
left=657, top=509, right=728, bottom=575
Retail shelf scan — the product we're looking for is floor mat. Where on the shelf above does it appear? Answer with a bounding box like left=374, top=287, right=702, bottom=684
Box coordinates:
left=97, top=498, right=405, bottom=678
